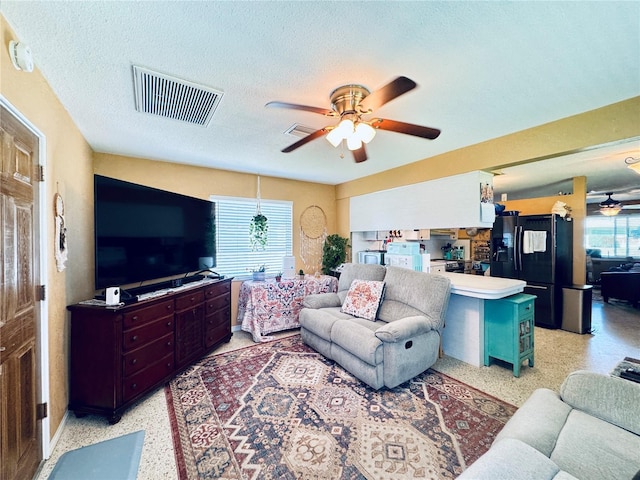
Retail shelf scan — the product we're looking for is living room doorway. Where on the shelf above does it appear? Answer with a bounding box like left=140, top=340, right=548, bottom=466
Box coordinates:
left=0, top=97, right=49, bottom=479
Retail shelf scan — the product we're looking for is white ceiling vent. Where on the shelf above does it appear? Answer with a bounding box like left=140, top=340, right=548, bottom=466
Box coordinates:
left=133, top=65, right=223, bottom=127
left=284, top=123, right=317, bottom=138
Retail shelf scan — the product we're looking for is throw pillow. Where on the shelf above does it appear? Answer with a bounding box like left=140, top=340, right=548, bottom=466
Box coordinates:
left=341, top=279, right=385, bottom=321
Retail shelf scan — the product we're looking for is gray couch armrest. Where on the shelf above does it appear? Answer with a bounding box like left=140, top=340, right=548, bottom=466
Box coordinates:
left=302, top=292, right=342, bottom=309
left=495, top=388, right=572, bottom=457
left=374, top=315, right=437, bottom=343
left=560, top=370, right=640, bottom=435
left=458, top=438, right=572, bottom=480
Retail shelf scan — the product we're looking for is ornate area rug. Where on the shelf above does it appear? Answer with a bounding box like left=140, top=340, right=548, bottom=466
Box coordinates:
left=165, top=335, right=516, bottom=479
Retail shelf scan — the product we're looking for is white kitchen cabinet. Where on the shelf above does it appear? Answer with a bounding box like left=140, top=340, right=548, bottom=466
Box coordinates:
left=404, top=229, right=430, bottom=240
left=431, top=262, right=447, bottom=273
left=362, top=230, right=387, bottom=241
left=350, top=171, right=495, bottom=231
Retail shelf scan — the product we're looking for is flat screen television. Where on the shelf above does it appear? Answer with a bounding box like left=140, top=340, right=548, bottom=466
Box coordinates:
left=94, top=175, right=216, bottom=290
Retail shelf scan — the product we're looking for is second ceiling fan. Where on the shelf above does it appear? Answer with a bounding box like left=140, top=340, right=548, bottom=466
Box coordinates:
left=266, top=76, right=441, bottom=163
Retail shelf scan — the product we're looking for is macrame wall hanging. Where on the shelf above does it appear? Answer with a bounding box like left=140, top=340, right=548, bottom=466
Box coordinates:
left=54, top=191, right=68, bottom=272
left=249, top=176, right=268, bottom=251
left=299, top=205, right=327, bottom=274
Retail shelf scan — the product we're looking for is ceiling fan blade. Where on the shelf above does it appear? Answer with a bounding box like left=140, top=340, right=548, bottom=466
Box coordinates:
left=265, top=101, right=334, bottom=116
left=352, top=144, right=367, bottom=163
left=371, top=118, right=441, bottom=140
left=359, top=76, right=417, bottom=112
left=281, top=128, right=329, bottom=153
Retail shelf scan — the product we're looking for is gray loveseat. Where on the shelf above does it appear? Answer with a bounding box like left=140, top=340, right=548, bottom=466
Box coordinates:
left=299, top=263, right=451, bottom=389
left=459, top=370, right=640, bottom=480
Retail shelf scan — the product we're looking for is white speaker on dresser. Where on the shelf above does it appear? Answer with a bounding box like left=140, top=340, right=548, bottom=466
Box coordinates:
left=105, top=287, right=120, bottom=306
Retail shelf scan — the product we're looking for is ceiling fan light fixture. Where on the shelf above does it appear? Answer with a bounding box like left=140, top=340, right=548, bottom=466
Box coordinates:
left=326, top=127, right=344, bottom=147
left=599, top=192, right=622, bottom=216
left=338, top=118, right=355, bottom=135
left=355, top=122, right=376, bottom=144
left=625, top=156, right=640, bottom=175
left=346, top=135, right=362, bottom=151
left=600, top=206, right=622, bottom=216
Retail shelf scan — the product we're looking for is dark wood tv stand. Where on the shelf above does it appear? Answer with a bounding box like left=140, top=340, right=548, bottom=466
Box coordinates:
left=67, top=277, right=232, bottom=424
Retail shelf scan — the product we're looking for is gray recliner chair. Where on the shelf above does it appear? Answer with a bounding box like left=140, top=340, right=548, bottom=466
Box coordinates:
left=299, top=264, right=451, bottom=389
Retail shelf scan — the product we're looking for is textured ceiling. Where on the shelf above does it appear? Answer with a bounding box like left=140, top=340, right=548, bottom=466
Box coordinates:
left=2, top=1, right=639, bottom=200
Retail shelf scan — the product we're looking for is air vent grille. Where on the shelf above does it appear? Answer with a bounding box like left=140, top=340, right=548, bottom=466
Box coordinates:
left=284, top=123, right=317, bottom=138
left=133, top=65, right=223, bottom=126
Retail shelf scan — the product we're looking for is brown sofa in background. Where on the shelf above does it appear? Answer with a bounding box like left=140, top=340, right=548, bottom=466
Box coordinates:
left=600, top=270, right=640, bottom=308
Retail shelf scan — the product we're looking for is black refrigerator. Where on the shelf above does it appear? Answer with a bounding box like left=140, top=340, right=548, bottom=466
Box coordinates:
left=490, top=214, right=573, bottom=328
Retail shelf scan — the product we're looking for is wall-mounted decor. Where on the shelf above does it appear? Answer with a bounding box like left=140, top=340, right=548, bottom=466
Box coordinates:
left=54, top=192, right=67, bottom=272
left=300, top=205, right=327, bottom=274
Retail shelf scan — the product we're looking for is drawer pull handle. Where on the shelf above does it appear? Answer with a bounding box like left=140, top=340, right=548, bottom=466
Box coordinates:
left=132, top=316, right=139, bottom=321
left=131, top=335, right=138, bottom=342
left=0, top=347, right=5, bottom=352
left=167, top=322, right=172, bottom=327
left=131, top=359, right=137, bottom=365
left=131, top=383, right=137, bottom=390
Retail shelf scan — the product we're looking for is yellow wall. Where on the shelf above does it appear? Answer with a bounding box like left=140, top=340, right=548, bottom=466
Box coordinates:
left=3, top=9, right=639, bottom=445
left=336, top=99, right=640, bottom=282
left=1, top=17, right=95, bottom=434
left=336, top=97, right=639, bottom=202
left=93, top=153, right=337, bottom=321
left=93, top=153, right=337, bottom=273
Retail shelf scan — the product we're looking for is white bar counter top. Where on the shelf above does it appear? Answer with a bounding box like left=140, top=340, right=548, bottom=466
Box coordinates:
left=438, top=272, right=528, bottom=367
left=438, top=272, right=526, bottom=299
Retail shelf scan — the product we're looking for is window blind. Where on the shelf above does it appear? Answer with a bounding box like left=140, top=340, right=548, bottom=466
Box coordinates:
left=211, top=196, right=293, bottom=278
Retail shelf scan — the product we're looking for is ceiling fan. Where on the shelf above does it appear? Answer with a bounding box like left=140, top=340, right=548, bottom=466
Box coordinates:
left=595, top=191, right=640, bottom=216
left=265, top=76, right=441, bottom=163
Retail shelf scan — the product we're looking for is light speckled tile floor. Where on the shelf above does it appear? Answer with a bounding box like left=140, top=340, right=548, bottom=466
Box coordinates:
left=35, top=295, right=639, bottom=479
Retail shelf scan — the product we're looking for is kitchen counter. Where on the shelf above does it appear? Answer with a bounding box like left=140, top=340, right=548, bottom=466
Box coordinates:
left=438, top=273, right=528, bottom=368
left=438, top=272, right=526, bottom=299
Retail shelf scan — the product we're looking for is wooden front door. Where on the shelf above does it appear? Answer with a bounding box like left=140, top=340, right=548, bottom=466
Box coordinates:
left=0, top=104, right=42, bottom=480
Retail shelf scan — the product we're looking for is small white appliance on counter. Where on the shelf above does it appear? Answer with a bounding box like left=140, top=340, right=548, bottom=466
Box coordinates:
left=385, top=242, right=423, bottom=271
left=357, top=250, right=385, bottom=265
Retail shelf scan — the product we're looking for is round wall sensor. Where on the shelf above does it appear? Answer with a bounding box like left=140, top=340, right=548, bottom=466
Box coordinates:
left=9, top=41, right=34, bottom=73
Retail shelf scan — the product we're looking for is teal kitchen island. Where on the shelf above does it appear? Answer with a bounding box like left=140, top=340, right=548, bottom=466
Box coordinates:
left=438, top=272, right=529, bottom=369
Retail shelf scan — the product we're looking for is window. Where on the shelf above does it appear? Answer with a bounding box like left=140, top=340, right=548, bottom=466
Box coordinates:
left=585, top=214, right=640, bottom=259
left=211, top=196, right=293, bottom=277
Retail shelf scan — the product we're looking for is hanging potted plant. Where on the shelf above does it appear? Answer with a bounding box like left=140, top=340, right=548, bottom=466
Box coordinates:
left=249, top=176, right=268, bottom=251
left=249, top=212, right=268, bottom=251
left=322, top=234, right=350, bottom=275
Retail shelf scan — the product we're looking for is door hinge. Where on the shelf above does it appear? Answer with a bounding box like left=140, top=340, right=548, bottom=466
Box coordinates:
left=37, top=285, right=46, bottom=301
left=35, top=164, right=45, bottom=182
left=36, top=402, right=48, bottom=420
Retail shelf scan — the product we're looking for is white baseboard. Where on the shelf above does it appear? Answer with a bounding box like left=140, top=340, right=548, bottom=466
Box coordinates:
left=46, top=409, right=69, bottom=459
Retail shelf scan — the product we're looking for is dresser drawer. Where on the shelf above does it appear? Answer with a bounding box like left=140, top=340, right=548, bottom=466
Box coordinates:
left=123, top=353, right=174, bottom=402
left=123, top=300, right=174, bottom=329
left=205, top=309, right=229, bottom=332
left=205, top=281, right=231, bottom=299
left=123, top=317, right=174, bottom=352
left=205, top=294, right=230, bottom=314
left=123, top=332, right=174, bottom=377
left=516, top=300, right=534, bottom=320
left=205, top=320, right=230, bottom=349
left=175, top=291, right=205, bottom=311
